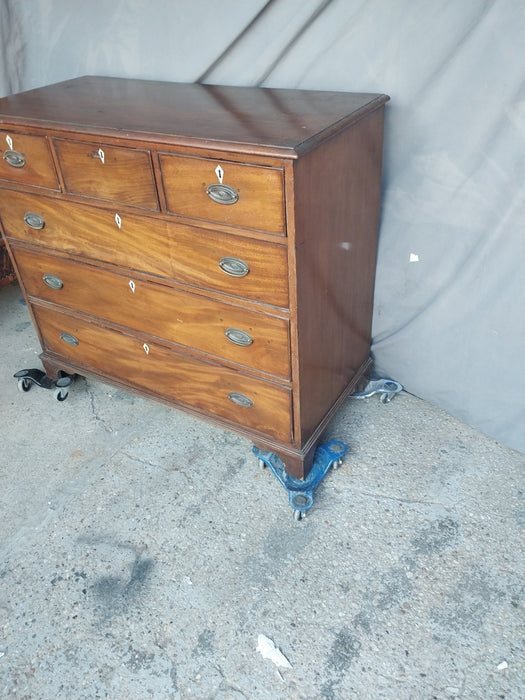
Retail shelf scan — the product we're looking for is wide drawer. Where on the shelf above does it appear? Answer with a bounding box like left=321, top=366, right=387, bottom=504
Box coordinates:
left=1, top=130, right=59, bottom=189
left=0, top=190, right=289, bottom=307
left=33, top=304, right=292, bottom=442
left=53, top=138, right=158, bottom=210
left=14, top=247, right=290, bottom=379
left=159, top=154, right=285, bottom=234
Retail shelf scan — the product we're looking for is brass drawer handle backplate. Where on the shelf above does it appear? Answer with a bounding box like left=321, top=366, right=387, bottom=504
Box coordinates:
left=60, top=332, right=79, bottom=346
left=224, top=328, right=253, bottom=347
left=24, top=212, right=45, bottom=230
left=3, top=149, right=26, bottom=168
left=43, top=274, right=63, bottom=290
left=218, top=257, right=249, bottom=278
left=206, top=183, right=239, bottom=205
left=228, top=392, right=254, bottom=408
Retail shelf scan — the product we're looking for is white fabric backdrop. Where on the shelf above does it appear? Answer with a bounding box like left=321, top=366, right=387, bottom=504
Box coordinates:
left=1, top=0, right=524, bottom=452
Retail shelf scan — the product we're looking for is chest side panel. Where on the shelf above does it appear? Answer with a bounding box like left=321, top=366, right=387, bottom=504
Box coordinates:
left=291, top=107, right=386, bottom=441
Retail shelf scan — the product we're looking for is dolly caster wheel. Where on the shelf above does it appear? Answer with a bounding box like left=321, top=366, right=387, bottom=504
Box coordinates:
left=53, top=376, right=71, bottom=402
left=54, top=387, right=69, bottom=401
left=14, top=369, right=73, bottom=401
left=290, top=492, right=311, bottom=521
left=17, top=377, right=32, bottom=392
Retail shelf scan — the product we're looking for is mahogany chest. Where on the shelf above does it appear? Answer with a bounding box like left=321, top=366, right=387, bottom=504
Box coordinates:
left=0, top=76, right=388, bottom=481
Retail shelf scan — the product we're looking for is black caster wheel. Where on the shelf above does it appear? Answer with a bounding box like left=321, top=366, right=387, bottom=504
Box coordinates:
left=17, top=377, right=32, bottom=392
left=53, top=376, right=71, bottom=401
left=54, top=387, right=69, bottom=401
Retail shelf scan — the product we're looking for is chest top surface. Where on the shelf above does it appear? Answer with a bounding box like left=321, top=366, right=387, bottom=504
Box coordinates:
left=0, top=76, right=389, bottom=156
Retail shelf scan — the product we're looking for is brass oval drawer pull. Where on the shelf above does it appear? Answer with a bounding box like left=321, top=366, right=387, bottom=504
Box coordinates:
left=24, top=212, right=45, bottom=230
left=225, top=328, right=253, bottom=347
left=3, top=149, right=25, bottom=168
left=43, top=274, right=63, bottom=290
left=228, top=392, right=253, bottom=408
left=60, top=332, right=79, bottom=346
left=218, top=256, right=249, bottom=278
left=206, top=183, right=239, bottom=205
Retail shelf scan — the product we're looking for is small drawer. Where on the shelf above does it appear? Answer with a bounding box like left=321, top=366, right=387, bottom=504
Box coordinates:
left=160, top=154, right=285, bottom=234
left=0, top=190, right=289, bottom=308
left=14, top=247, right=291, bottom=379
left=53, top=138, right=158, bottom=210
left=33, top=304, right=292, bottom=443
left=0, top=130, right=59, bottom=189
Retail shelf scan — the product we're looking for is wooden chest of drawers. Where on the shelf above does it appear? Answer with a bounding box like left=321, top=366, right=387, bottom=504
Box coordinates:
left=0, top=76, right=388, bottom=480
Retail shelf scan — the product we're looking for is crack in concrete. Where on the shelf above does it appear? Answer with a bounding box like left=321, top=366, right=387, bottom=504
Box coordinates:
left=88, top=389, right=114, bottom=433
left=359, top=490, right=453, bottom=508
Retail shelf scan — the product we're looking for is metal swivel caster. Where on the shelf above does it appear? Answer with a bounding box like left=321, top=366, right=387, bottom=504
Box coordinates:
left=14, top=369, right=73, bottom=401
left=350, top=378, right=403, bottom=402
left=17, top=376, right=32, bottom=393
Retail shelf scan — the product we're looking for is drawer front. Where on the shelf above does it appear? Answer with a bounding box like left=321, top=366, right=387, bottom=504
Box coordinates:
left=33, top=304, right=292, bottom=442
left=14, top=247, right=290, bottom=379
left=53, top=138, right=158, bottom=210
left=160, top=154, right=285, bottom=234
left=0, top=190, right=289, bottom=307
left=1, top=130, right=59, bottom=189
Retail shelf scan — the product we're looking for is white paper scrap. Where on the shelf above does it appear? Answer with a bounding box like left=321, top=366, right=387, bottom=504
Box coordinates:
left=497, top=661, right=508, bottom=670
left=256, top=634, right=292, bottom=669
left=409, top=253, right=419, bottom=262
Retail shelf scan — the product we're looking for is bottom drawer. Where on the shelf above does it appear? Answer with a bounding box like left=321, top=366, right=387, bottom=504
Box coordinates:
left=33, top=305, right=292, bottom=443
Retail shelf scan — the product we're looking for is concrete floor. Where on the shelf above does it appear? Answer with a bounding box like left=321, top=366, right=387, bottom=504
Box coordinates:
left=0, top=279, right=524, bottom=700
